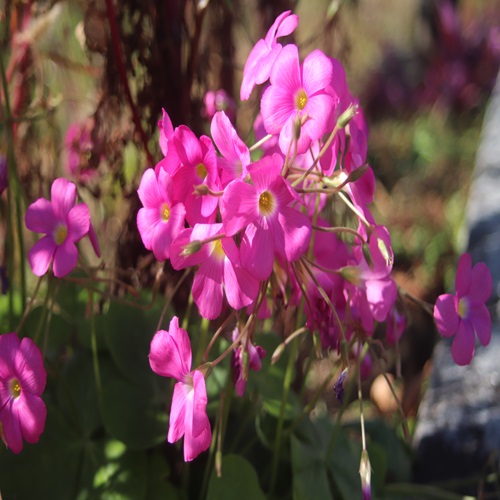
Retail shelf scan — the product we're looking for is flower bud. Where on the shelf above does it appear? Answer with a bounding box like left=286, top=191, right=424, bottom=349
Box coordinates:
left=181, top=240, right=203, bottom=256
left=337, top=103, right=358, bottom=129
left=293, top=114, right=302, bottom=142
left=339, top=265, right=360, bottom=285
left=271, top=342, right=285, bottom=365
left=197, top=362, right=213, bottom=379
left=193, top=184, right=210, bottom=196
left=360, top=450, right=371, bottom=500
left=0, top=156, right=7, bottom=195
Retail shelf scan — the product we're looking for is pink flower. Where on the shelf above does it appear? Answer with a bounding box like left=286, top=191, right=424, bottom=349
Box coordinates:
left=261, top=44, right=336, bottom=154
left=240, top=10, right=299, bottom=101
left=149, top=317, right=211, bottom=461
left=170, top=223, right=259, bottom=320
left=0, top=333, right=47, bottom=454
left=203, top=90, right=235, bottom=122
left=434, top=253, right=492, bottom=365
left=137, top=168, right=186, bottom=261
left=221, top=154, right=311, bottom=280
left=25, top=178, right=91, bottom=277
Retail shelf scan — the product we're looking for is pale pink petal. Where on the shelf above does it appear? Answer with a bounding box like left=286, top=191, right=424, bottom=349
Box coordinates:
left=240, top=222, right=275, bottom=280
left=366, top=278, right=397, bottom=322
left=272, top=11, right=299, bottom=40
left=221, top=180, right=259, bottom=237
left=173, top=126, right=202, bottom=167
left=137, top=169, right=164, bottom=208
left=451, top=319, right=475, bottom=366
left=434, top=293, right=460, bottom=338
left=0, top=333, right=20, bottom=379
left=455, top=253, right=472, bottom=297
left=66, top=203, right=90, bottom=242
left=15, top=337, right=46, bottom=396
left=277, top=206, right=312, bottom=261
left=149, top=317, right=192, bottom=380
left=28, top=236, right=57, bottom=277
left=52, top=240, right=78, bottom=277
left=469, top=262, right=492, bottom=305
left=223, top=258, right=259, bottom=310
left=261, top=84, right=295, bottom=136
left=0, top=401, right=23, bottom=454
left=183, top=370, right=211, bottom=461
left=25, top=198, right=56, bottom=234
left=192, top=259, right=224, bottom=320
left=137, top=207, right=161, bottom=251
left=16, top=392, right=46, bottom=444
left=470, top=303, right=491, bottom=346
left=302, top=50, right=333, bottom=96
left=51, top=178, right=76, bottom=220
left=270, top=44, right=301, bottom=90
left=168, top=381, right=188, bottom=443
left=240, top=39, right=270, bottom=101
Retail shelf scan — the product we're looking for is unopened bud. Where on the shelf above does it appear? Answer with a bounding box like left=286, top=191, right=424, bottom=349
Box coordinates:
left=271, top=343, right=285, bottom=365
left=0, top=156, right=7, bottom=195
left=339, top=265, right=360, bottom=285
left=346, top=164, right=369, bottom=183
left=181, top=240, right=203, bottom=257
left=360, top=450, right=371, bottom=500
left=338, top=103, right=358, bottom=129
left=241, top=350, right=250, bottom=381
left=216, top=450, right=222, bottom=477
left=193, top=184, right=209, bottom=196
left=361, top=243, right=374, bottom=270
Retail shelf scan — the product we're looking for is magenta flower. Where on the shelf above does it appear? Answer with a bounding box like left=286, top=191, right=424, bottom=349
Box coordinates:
left=240, top=10, right=299, bottom=101
left=170, top=223, right=259, bottom=320
left=137, top=168, right=186, bottom=261
left=0, top=333, right=47, bottom=454
left=261, top=44, right=336, bottom=154
left=221, top=154, right=311, bottom=280
left=434, top=253, right=492, bottom=365
left=25, top=178, right=90, bottom=278
left=149, top=317, right=211, bottom=462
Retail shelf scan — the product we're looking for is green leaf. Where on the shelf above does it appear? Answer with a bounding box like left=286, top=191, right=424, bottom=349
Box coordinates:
left=206, top=454, right=265, bottom=500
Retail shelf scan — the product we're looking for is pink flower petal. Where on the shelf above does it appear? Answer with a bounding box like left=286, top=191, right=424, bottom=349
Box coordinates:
left=240, top=222, right=275, bottom=280
left=25, top=198, right=57, bottom=234
left=0, top=401, right=23, bottom=454
left=137, top=207, right=161, bottom=251
left=15, top=337, right=46, bottom=396
left=302, top=50, right=333, bottom=96
left=248, top=154, right=283, bottom=193
left=52, top=240, right=78, bottom=277
left=168, top=381, right=188, bottom=444
left=272, top=11, right=299, bottom=40
left=173, top=126, right=202, bottom=167
left=470, top=303, right=492, bottom=346
left=270, top=44, right=301, bottom=91
left=469, top=261, right=492, bottom=305
left=221, top=180, right=259, bottom=237
left=149, top=317, right=192, bottom=380
left=66, top=203, right=90, bottom=242
left=137, top=169, right=164, bottom=208
left=28, top=236, right=57, bottom=277
left=51, top=178, right=76, bottom=220
left=261, top=84, right=295, bottom=135
left=88, top=221, right=101, bottom=258
left=0, top=333, right=20, bottom=380
left=277, top=206, right=312, bottom=261
left=223, top=258, right=259, bottom=310
left=434, top=293, right=459, bottom=338
left=192, top=259, right=224, bottom=320
left=451, top=319, right=475, bottom=366
left=16, top=392, right=46, bottom=444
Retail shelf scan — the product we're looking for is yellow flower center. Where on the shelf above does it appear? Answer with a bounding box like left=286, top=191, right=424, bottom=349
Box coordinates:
left=212, top=239, right=225, bottom=260
left=196, top=163, right=208, bottom=180
left=54, top=224, right=68, bottom=245
left=9, top=378, right=21, bottom=399
left=458, top=297, right=469, bottom=319
left=258, top=190, right=275, bottom=217
left=295, top=89, right=308, bottom=111
left=160, top=202, right=171, bottom=222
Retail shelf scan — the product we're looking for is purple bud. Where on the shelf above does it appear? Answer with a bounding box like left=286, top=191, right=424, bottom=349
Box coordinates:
left=333, top=368, right=348, bottom=404
left=0, top=156, right=7, bottom=195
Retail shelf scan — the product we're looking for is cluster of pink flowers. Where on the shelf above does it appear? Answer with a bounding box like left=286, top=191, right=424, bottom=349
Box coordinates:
left=140, top=10, right=492, bottom=465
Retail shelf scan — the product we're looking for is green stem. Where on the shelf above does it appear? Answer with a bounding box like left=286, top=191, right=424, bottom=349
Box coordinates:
left=383, top=482, right=476, bottom=500
left=270, top=336, right=299, bottom=494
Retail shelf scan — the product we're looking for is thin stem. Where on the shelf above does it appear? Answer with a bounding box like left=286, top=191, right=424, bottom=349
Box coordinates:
left=156, top=268, right=191, bottom=331
left=202, top=311, right=235, bottom=362
left=249, top=133, right=273, bottom=152
left=312, top=224, right=365, bottom=242
left=15, top=275, right=44, bottom=335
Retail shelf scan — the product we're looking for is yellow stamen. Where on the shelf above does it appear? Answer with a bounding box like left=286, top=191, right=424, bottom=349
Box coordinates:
left=258, top=191, right=275, bottom=216
left=160, top=203, right=171, bottom=222
left=458, top=297, right=468, bottom=319
left=9, top=379, right=21, bottom=398
left=196, top=163, right=208, bottom=180
left=54, top=224, right=68, bottom=245
left=295, top=89, right=308, bottom=111
left=212, top=239, right=225, bottom=260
